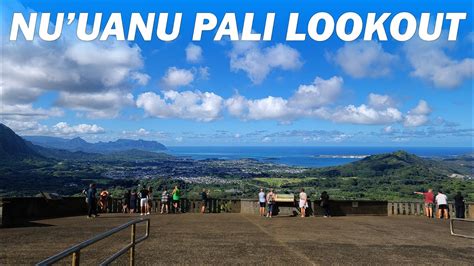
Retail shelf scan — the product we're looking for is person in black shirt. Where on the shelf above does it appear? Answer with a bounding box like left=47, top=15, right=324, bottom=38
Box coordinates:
left=320, top=191, right=330, bottom=217
left=200, top=189, right=208, bottom=214
left=86, top=183, right=98, bottom=218
left=454, top=192, right=465, bottom=218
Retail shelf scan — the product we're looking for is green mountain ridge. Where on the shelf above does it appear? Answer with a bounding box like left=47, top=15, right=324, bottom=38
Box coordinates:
left=23, top=135, right=167, bottom=154
left=0, top=124, right=41, bottom=160
left=306, top=150, right=469, bottom=179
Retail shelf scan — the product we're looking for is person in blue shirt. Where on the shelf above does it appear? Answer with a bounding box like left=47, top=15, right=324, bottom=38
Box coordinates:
left=86, top=183, right=98, bottom=218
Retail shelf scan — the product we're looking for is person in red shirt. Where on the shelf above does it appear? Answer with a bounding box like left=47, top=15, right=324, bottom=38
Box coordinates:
left=414, top=188, right=434, bottom=218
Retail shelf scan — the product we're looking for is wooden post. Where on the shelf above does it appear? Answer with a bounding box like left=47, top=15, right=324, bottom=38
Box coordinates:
left=416, top=203, right=421, bottom=215
left=410, top=203, right=415, bottom=215
left=72, top=251, right=80, bottom=266
left=130, top=224, right=136, bottom=266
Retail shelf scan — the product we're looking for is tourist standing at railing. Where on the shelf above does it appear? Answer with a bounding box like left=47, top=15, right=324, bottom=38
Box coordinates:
left=435, top=190, right=449, bottom=219
left=86, top=183, right=98, bottom=218
left=414, top=188, right=434, bottom=218
left=266, top=188, right=276, bottom=218
left=454, top=192, right=465, bottom=219
left=139, top=187, right=149, bottom=216
left=99, top=189, right=110, bottom=213
left=123, top=190, right=131, bottom=213
left=172, top=186, right=181, bottom=213
left=258, top=188, right=266, bottom=216
left=299, top=188, right=308, bottom=218
left=147, top=187, right=154, bottom=214
left=161, top=187, right=169, bottom=214
left=201, top=188, right=208, bottom=214
left=130, top=190, right=137, bottom=213
left=320, top=191, right=330, bottom=218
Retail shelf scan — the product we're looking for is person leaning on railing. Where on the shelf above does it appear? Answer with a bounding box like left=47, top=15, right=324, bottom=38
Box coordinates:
left=414, top=188, right=434, bottom=218
left=161, top=187, right=169, bottom=214
left=172, top=186, right=181, bottom=213
left=435, top=190, right=449, bottom=219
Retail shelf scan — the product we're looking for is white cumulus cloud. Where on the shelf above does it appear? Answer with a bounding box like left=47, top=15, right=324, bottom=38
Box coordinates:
left=0, top=1, right=149, bottom=121
left=331, top=104, right=403, bottom=125
left=226, top=76, right=342, bottom=121
left=56, top=91, right=134, bottom=118
left=404, top=100, right=432, bottom=127
left=329, top=40, right=397, bottom=78
left=52, top=122, right=105, bottom=135
left=161, top=67, right=195, bottom=89
left=136, top=90, right=223, bottom=122
left=230, top=42, right=302, bottom=84
left=288, top=76, right=343, bottom=109
left=404, top=37, right=473, bottom=89
left=185, top=43, right=203, bottom=63
left=368, top=93, right=396, bottom=109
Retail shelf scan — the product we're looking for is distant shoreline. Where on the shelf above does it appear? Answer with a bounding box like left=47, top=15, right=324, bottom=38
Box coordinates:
left=162, top=146, right=472, bottom=168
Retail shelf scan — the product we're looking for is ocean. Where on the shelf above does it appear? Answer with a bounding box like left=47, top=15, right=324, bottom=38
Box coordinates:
left=164, top=146, right=472, bottom=168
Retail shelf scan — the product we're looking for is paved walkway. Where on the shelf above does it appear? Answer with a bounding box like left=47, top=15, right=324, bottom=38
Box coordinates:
left=1, top=214, right=473, bottom=265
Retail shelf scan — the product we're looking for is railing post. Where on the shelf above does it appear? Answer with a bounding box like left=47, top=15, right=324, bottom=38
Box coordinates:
left=130, top=224, right=136, bottom=266
left=72, top=251, right=80, bottom=266
left=387, top=202, right=393, bottom=216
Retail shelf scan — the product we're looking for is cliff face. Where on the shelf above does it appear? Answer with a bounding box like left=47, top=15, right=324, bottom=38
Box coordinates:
left=0, top=123, right=41, bottom=160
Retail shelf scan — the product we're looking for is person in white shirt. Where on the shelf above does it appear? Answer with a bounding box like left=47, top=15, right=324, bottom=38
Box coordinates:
left=299, top=188, right=308, bottom=218
left=258, top=188, right=266, bottom=216
left=435, top=190, right=449, bottom=219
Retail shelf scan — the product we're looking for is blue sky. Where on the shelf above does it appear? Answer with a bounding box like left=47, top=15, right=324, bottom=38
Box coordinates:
left=0, top=0, right=473, bottom=146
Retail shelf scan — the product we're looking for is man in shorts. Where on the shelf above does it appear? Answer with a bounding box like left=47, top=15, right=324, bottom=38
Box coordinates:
left=258, top=188, right=266, bottom=216
left=435, top=190, right=449, bottom=219
left=139, top=187, right=149, bottom=216
left=414, top=188, right=434, bottom=218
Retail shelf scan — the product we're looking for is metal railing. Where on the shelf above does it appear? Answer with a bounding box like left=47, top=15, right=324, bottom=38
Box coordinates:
left=36, top=218, right=150, bottom=266
left=450, top=218, right=474, bottom=239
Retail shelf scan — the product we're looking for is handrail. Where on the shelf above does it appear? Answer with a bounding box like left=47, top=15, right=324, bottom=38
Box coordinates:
left=449, top=218, right=474, bottom=239
left=36, top=218, right=150, bottom=266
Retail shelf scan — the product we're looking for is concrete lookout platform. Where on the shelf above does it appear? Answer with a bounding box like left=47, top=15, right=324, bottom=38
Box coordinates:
left=1, top=213, right=473, bottom=265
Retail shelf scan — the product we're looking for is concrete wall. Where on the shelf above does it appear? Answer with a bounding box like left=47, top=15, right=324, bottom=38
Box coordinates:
left=240, top=199, right=388, bottom=216
left=388, top=201, right=472, bottom=218
left=0, top=197, right=241, bottom=227
left=1, top=197, right=87, bottom=227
